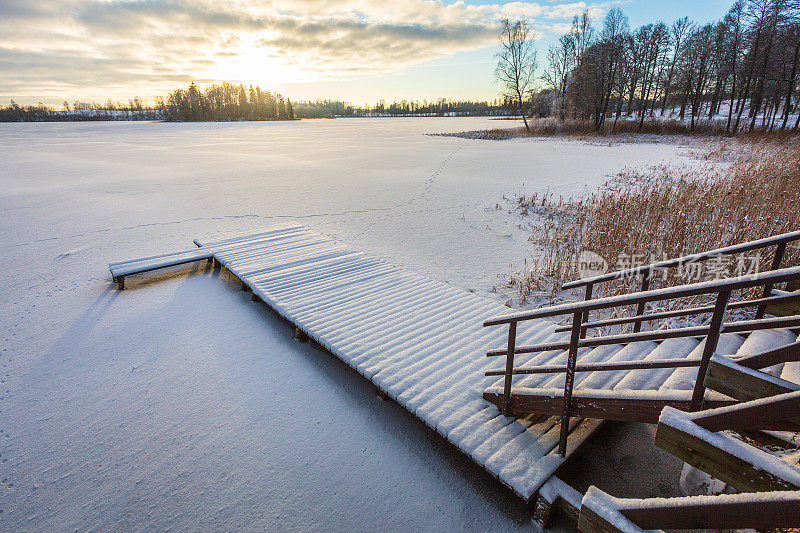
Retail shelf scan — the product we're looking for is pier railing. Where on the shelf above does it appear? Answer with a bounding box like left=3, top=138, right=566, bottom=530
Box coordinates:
left=483, top=235, right=800, bottom=457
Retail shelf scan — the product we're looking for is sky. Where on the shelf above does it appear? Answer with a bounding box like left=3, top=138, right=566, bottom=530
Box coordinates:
left=1, top=0, right=735, bottom=106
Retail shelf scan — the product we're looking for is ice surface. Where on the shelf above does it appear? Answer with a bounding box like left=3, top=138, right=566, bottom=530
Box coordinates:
left=0, top=118, right=702, bottom=530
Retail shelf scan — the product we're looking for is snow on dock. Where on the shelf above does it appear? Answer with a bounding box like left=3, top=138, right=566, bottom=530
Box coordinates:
left=110, top=222, right=800, bottom=501
left=113, top=222, right=600, bottom=499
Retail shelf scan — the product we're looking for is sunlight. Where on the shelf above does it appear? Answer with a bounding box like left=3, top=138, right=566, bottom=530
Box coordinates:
left=207, top=35, right=315, bottom=88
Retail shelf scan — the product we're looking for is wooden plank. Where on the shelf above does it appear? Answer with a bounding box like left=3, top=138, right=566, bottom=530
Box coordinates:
left=483, top=388, right=734, bottom=423
left=654, top=417, right=800, bottom=492
left=690, top=391, right=800, bottom=431
left=620, top=491, right=800, bottom=530
left=705, top=356, right=799, bottom=402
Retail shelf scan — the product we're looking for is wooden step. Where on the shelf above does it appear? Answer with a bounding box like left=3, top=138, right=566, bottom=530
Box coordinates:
left=483, top=386, right=734, bottom=422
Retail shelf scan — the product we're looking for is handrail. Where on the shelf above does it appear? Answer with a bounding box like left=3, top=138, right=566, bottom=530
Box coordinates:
left=561, top=229, right=800, bottom=290
left=486, top=314, right=800, bottom=356
left=552, top=291, right=800, bottom=333
left=484, top=266, right=800, bottom=326
left=484, top=234, right=800, bottom=459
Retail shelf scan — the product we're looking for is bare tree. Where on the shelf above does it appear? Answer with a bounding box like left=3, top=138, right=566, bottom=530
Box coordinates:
left=496, top=18, right=538, bottom=132
left=543, top=34, right=575, bottom=120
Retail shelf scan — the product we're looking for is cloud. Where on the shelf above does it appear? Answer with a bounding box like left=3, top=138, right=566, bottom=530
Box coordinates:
left=0, top=0, right=610, bottom=101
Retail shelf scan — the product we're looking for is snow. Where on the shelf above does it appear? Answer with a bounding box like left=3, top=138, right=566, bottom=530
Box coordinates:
left=0, top=118, right=704, bottom=529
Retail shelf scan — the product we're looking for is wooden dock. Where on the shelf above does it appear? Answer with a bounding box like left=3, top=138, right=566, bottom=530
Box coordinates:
left=109, top=223, right=800, bottom=504
left=111, top=223, right=605, bottom=500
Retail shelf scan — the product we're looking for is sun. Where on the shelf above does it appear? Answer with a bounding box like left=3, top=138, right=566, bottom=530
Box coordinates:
left=206, top=34, right=312, bottom=89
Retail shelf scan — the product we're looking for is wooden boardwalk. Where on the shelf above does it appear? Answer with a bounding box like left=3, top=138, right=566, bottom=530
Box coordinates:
left=110, top=223, right=800, bottom=502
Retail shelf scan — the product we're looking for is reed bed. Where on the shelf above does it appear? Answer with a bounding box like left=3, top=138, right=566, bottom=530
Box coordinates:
left=439, top=117, right=766, bottom=141
left=505, top=136, right=800, bottom=328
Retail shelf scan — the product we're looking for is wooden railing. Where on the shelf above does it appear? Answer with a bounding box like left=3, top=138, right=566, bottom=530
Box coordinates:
left=561, top=230, right=800, bottom=334
left=483, top=263, right=800, bottom=457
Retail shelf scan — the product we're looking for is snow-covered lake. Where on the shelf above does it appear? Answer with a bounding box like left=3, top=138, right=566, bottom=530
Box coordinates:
left=0, top=118, right=691, bottom=530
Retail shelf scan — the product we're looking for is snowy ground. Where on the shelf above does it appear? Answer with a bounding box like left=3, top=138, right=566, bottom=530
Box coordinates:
left=0, top=118, right=697, bottom=531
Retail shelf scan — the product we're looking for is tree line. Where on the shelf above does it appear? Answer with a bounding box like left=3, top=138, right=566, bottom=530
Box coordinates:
left=287, top=98, right=513, bottom=118
left=1, top=90, right=515, bottom=122
left=0, top=82, right=295, bottom=122
left=501, top=0, right=800, bottom=132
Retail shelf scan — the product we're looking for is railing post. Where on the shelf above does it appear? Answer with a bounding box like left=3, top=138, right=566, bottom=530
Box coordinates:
left=579, top=282, right=594, bottom=339
left=756, top=242, right=786, bottom=319
left=502, top=321, right=518, bottom=416
left=633, top=270, right=651, bottom=333
left=559, top=311, right=583, bottom=456
left=690, top=289, right=731, bottom=411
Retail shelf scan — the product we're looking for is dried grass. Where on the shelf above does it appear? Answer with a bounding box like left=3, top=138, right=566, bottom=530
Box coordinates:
left=505, top=136, right=800, bottom=320
left=437, top=117, right=788, bottom=141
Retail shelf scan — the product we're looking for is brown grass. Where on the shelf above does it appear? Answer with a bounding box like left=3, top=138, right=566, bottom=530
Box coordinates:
left=505, top=136, right=800, bottom=315
left=436, top=117, right=798, bottom=141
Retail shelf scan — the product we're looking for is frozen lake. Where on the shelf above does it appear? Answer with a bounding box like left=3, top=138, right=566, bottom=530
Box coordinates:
left=0, top=118, right=691, bottom=530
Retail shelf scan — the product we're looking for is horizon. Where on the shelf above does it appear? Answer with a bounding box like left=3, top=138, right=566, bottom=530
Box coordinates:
left=2, top=0, right=734, bottom=107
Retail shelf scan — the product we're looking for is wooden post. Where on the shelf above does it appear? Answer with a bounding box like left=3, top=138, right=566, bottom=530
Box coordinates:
left=251, top=291, right=260, bottom=302
left=690, top=290, right=730, bottom=411
left=117, top=276, right=125, bottom=290
left=240, top=281, right=248, bottom=291
left=633, top=271, right=651, bottom=333
left=559, top=312, right=583, bottom=456
left=294, top=327, right=309, bottom=342
left=756, top=242, right=786, bottom=319
left=502, top=321, right=517, bottom=416
left=579, top=282, right=593, bottom=339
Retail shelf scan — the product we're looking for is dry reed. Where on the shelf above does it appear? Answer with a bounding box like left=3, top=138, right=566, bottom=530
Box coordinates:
left=505, top=136, right=800, bottom=326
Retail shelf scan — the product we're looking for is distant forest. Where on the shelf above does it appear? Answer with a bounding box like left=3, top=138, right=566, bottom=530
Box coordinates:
left=0, top=82, right=295, bottom=122
left=292, top=99, right=512, bottom=118
left=0, top=83, right=515, bottom=122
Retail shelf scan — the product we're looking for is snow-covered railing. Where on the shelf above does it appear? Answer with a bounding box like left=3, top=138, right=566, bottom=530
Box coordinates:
left=483, top=266, right=800, bottom=457
left=562, top=230, right=800, bottom=333
left=579, top=486, right=800, bottom=532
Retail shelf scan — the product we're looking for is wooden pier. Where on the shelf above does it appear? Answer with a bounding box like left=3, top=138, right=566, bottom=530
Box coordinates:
left=111, top=223, right=602, bottom=501
left=110, top=223, right=800, bottom=514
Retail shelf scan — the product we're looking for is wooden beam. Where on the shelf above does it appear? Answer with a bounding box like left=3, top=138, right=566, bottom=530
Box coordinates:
left=483, top=388, right=734, bottom=423
left=487, top=314, right=800, bottom=356
left=484, top=357, right=702, bottom=377
left=620, top=491, right=800, bottom=530
left=654, top=412, right=800, bottom=492
left=736, top=340, right=800, bottom=369
left=554, top=291, right=800, bottom=333
left=580, top=487, right=800, bottom=532
left=485, top=266, right=800, bottom=326
left=705, top=355, right=799, bottom=402
left=690, top=391, right=800, bottom=432
left=765, top=279, right=800, bottom=316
